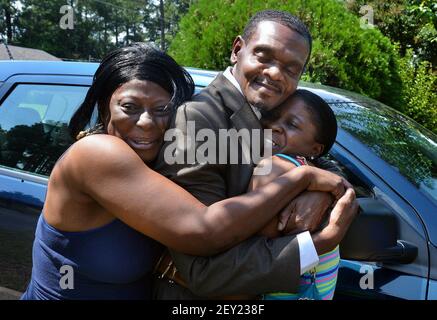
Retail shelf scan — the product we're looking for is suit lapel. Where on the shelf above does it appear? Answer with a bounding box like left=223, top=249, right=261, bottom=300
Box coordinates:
left=211, top=73, right=265, bottom=163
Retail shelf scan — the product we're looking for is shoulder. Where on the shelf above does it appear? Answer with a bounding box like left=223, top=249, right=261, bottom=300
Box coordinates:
left=60, top=134, right=145, bottom=177
left=174, top=95, right=229, bottom=130
left=254, top=156, right=298, bottom=177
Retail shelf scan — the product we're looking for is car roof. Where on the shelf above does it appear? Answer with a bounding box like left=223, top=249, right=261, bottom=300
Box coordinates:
left=0, top=60, right=99, bottom=80
left=0, top=61, right=220, bottom=91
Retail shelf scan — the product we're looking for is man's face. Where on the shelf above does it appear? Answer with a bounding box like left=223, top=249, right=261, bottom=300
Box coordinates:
left=231, top=21, right=310, bottom=111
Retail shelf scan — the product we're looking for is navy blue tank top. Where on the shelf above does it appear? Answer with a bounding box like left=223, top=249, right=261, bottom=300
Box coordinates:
left=21, top=214, right=163, bottom=300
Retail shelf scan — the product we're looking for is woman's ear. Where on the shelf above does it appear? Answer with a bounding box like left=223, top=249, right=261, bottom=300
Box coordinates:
left=230, top=35, right=244, bottom=65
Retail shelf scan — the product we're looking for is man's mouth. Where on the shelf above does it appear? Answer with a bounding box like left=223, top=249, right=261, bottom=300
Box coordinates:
left=254, top=79, right=281, bottom=94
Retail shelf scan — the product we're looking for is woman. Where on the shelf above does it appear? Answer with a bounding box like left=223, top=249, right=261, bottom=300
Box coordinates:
left=21, top=43, right=347, bottom=300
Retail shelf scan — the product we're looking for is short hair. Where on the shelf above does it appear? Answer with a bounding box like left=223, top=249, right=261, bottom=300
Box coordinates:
left=265, top=89, right=337, bottom=158
left=242, top=10, right=312, bottom=67
left=69, top=42, right=194, bottom=139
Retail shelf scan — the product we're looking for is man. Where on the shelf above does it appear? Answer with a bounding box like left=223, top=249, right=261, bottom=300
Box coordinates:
left=153, top=10, right=358, bottom=299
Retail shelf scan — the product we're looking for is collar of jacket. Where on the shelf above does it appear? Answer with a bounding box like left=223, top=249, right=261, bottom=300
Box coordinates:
left=209, top=73, right=263, bottom=131
left=209, top=72, right=265, bottom=157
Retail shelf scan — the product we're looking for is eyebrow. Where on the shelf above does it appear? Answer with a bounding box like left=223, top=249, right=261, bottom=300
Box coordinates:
left=254, top=45, right=274, bottom=54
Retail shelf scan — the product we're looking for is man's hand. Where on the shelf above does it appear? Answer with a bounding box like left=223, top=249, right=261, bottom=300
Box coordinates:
left=312, top=188, right=359, bottom=255
left=277, top=191, right=334, bottom=234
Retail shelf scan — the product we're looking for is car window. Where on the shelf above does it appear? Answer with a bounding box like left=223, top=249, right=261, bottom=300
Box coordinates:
left=0, top=84, right=88, bottom=177
left=330, top=101, right=437, bottom=204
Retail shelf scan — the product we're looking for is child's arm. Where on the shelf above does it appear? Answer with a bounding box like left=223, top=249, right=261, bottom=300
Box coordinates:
left=249, top=156, right=298, bottom=238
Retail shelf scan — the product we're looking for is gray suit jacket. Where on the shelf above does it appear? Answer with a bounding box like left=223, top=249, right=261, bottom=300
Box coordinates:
left=153, top=73, right=302, bottom=298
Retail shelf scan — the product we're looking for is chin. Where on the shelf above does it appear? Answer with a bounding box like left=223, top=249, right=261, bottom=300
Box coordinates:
left=138, top=150, right=159, bottom=164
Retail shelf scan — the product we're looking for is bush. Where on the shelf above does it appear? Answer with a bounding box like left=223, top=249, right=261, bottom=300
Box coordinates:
left=399, top=51, right=437, bottom=134
left=169, top=0, right=403, bottom=108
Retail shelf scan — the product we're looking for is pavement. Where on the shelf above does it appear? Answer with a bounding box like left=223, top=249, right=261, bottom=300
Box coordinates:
left=0, top=286, right=22, bottom=300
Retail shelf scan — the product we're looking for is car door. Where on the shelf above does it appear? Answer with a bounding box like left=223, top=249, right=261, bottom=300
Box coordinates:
left=0, top=74, right=91, bottom=292
left=328, top=129, right=430, bottom=300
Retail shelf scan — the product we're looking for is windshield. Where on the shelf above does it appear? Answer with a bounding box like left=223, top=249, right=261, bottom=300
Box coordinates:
left=330, top=100, right=437, bottom=204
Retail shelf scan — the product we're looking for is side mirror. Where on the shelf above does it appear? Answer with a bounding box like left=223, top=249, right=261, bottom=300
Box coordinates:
left=340, top=198, right=417, bottom=264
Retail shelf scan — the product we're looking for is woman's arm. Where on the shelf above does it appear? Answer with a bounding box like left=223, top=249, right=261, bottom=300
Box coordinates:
left=249, top=156, right=297, bottom=238
left=63, top=135, right=346, bottom=256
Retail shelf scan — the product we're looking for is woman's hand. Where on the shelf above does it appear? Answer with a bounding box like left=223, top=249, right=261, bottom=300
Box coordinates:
left=277, top=191, right=333, bottom=233
left=311, top=187, right=359, bottom=255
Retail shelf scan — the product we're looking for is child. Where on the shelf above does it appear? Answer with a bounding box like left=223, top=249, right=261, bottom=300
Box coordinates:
left=250, top=89, right=339, bottom=300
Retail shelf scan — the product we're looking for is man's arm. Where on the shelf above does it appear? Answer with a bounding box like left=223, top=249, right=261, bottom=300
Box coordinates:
left=170, top=235, right=301, bottom=297
left=171, top=186, right=358, bottom=297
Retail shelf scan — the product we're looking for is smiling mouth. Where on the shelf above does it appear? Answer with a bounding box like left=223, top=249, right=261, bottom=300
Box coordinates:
left=128, top=138, right=160, bottom=150
left=254, top=80, right=280, bottom=94
left=266, top=137, right=282, bottom=152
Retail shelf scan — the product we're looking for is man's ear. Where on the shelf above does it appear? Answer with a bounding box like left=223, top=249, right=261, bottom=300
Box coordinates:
left=230, top=35, right=244, bottom=65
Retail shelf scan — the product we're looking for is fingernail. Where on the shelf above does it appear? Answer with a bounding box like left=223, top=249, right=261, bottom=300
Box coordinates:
left=278, top=222, right=284, bottom=231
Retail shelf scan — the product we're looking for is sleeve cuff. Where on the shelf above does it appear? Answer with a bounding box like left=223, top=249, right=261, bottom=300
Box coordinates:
left=297, top=231, right=319, bottom=275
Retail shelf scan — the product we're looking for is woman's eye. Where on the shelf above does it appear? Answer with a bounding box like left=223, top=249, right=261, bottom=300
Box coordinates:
left=152, top=106, right=171, bottom=117
left=121, top=104, right=138, bottom=112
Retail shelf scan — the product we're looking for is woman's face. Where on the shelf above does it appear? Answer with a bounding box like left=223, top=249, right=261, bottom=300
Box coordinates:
left=264, top=97, right=323, bottom=158
left=106, top=79, right=172, bottom=163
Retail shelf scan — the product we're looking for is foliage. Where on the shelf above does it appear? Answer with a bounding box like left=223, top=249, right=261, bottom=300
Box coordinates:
left=169, top=0, right=403, bottom=109
left=346, top=0, right=437, bottom=68
left=398, top=50, right=437, bottom=134
left=0, top=0, right=193, bottom=60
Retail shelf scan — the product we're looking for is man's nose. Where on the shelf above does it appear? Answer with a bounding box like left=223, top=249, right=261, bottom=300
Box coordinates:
left=263, top=64, right=282, bottom=81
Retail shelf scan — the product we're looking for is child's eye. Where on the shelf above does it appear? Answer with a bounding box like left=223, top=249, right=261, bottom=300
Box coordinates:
left=286, top=121, right=297, bottom=129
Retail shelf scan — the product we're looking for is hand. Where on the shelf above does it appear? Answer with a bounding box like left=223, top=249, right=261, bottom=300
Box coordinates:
left=304, top=166, right=352, bottom=200
left=277, top=191, right=334, bottom=234
left=311, top=187, right=359, bottom=255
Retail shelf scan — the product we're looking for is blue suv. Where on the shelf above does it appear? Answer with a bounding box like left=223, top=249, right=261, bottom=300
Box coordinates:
left=0, top=60, right=436, bottom=299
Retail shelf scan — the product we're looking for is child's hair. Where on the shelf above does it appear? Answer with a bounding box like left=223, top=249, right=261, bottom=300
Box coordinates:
left=266, top=89, right=337, bottom=158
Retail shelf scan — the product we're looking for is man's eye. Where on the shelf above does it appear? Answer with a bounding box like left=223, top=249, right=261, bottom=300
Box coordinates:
left=287, top=68, right=299, bottom=77
left=255, top=52, right=269, bottom=63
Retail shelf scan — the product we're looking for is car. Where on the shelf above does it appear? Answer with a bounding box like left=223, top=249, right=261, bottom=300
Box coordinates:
left=0, top=60, right=436, bottom=300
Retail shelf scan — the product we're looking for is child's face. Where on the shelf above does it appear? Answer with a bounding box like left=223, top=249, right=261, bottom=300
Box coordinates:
left=264, top=96, right=323, bottom=157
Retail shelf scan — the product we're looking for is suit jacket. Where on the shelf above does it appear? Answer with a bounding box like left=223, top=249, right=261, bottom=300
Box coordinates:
left=153, top=73, right=302, bottom=298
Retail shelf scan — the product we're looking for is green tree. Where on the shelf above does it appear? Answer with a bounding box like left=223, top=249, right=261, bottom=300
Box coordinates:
left=0, top=0, right=19, bottom=44
left=169, top=0, right=403, bottom=109
left=398, top=50, right=437, bottom=133
left=346, top=0, right=437, bottom=68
